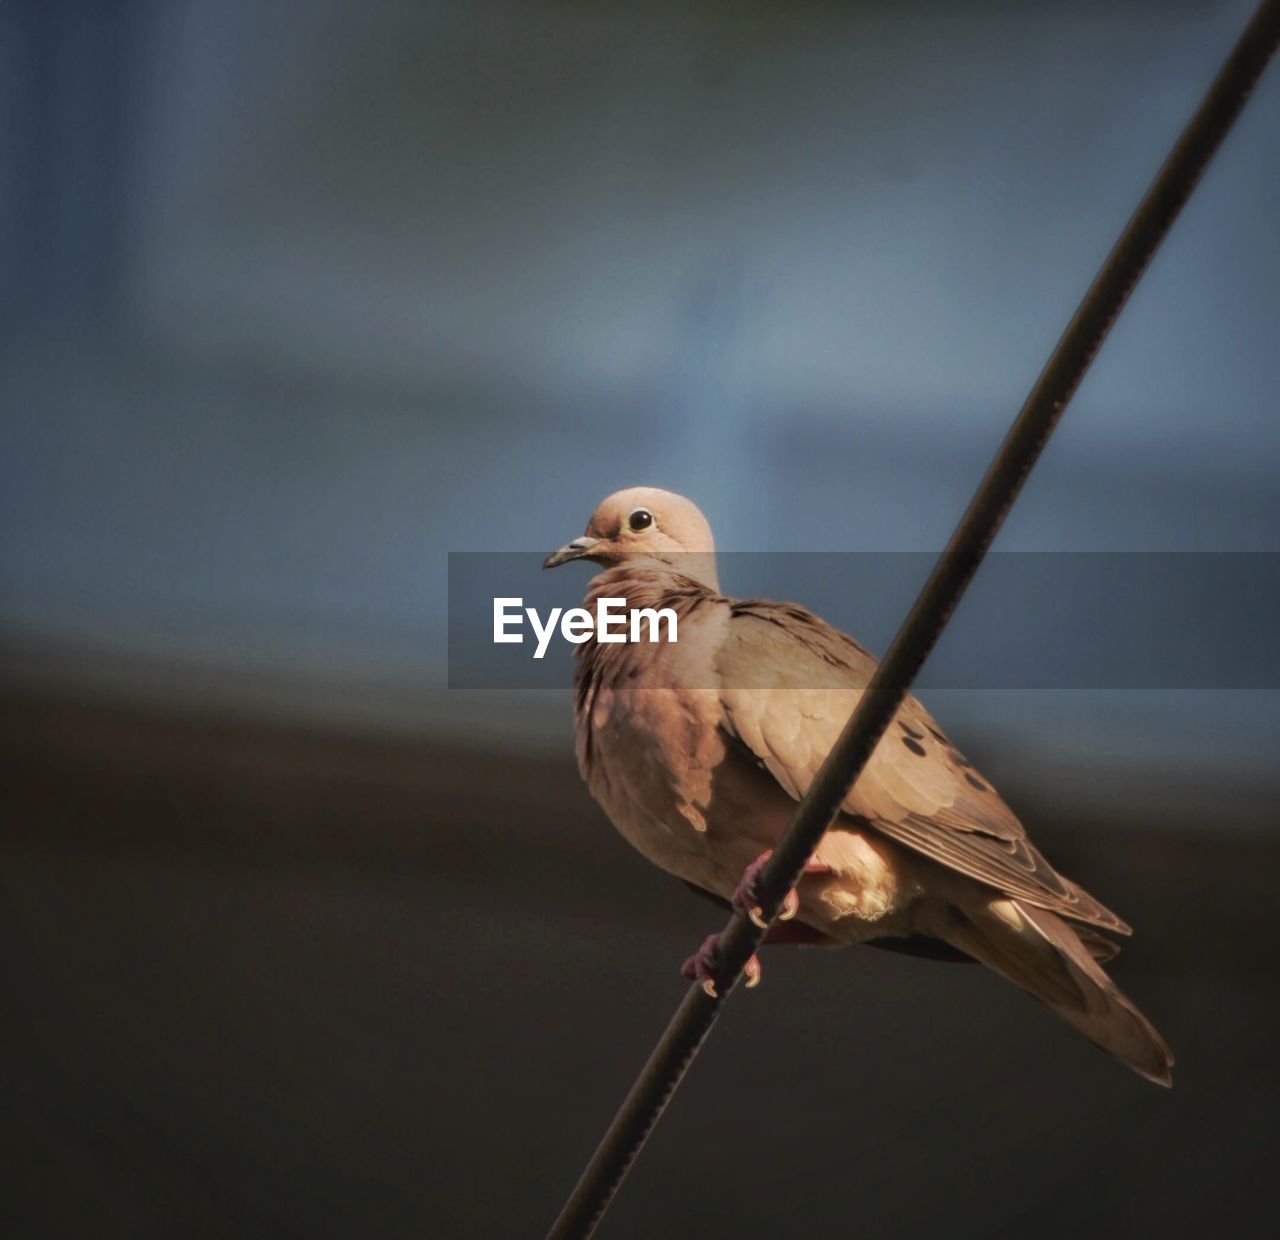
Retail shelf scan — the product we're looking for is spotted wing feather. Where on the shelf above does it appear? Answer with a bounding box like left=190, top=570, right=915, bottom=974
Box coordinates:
left=718, top=599, right=1130, bottom=936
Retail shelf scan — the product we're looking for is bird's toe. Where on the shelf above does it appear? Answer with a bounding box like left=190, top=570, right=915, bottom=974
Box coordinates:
left=680, top=933, right=762, bottom=998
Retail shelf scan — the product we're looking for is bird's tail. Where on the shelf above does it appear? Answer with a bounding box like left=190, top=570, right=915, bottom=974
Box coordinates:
left=942, top=895, right=1174, bottom=1086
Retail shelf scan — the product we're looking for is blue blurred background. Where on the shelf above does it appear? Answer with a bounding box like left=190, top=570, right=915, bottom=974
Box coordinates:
left=3, top=0, right=1278, bottom=801
left=2, top=3, right=1278, bottom=1237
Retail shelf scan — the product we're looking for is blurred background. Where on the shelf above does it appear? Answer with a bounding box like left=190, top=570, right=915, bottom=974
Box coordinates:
left=2, top=1, right=1278, bottom=1236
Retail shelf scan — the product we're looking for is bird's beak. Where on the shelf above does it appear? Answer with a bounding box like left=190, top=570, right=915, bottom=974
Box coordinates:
left=543, top=536, right=600, bottom=569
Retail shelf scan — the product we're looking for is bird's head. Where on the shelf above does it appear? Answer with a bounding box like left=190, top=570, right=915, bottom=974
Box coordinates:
left=543, top=486, right=719, bottom=590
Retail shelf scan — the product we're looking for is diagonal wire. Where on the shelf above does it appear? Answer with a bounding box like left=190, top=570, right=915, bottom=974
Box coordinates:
left=546, top=3, right=1280, bottom=1236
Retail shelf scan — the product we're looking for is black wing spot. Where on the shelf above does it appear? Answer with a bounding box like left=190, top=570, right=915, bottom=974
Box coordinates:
left=902, top=736, right=926, bottom=757
left=964, top=771, right=988, bottom=791
left=899, top=722, right=924, bottom=740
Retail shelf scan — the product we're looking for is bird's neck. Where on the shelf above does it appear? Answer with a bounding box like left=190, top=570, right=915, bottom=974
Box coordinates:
left=574, top=563, right=718, bottom=693
left=584, top=560, right=719, bottom=613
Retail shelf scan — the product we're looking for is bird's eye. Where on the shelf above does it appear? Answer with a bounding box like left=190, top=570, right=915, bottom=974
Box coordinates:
left=628, top=508, right=654, bottom=532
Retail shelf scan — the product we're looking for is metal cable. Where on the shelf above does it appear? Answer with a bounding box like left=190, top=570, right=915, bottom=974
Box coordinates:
left=547, top=4, right=1280, bottom=1235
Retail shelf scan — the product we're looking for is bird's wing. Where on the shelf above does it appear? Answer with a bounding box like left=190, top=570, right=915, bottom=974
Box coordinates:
left=717, top=598, right=1130, bottom=935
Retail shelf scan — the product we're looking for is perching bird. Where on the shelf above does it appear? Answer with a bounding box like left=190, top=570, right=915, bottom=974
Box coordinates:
left=544, top=486, right=1173, bottom=1086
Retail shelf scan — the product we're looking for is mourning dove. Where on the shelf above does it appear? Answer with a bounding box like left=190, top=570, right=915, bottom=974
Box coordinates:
left=545, top=487, right=1173, bottom=1085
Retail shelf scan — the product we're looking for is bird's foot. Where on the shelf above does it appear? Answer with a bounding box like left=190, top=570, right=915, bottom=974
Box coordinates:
left=680, top=933, right=761, bottom=999
left=732, top=850, right=831, bottom=929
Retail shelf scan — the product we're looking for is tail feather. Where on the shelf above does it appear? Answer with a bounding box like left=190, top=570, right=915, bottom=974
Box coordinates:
left=942, top=896, right=1174, bottom=1086
left=1075, top=925, right=1122, bottom=964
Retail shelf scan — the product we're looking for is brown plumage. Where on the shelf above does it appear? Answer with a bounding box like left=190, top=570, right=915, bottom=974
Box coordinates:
left=545, top=486, right=1173, bottom=1086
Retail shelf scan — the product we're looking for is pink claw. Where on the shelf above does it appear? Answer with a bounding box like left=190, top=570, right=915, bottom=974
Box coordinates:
left=680, top=933, right=761, bottom=998
left=733, top=850, right=828, bottom=928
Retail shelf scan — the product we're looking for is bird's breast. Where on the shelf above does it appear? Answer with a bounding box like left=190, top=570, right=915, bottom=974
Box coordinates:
left=573, top=596, right=767, bottom=887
